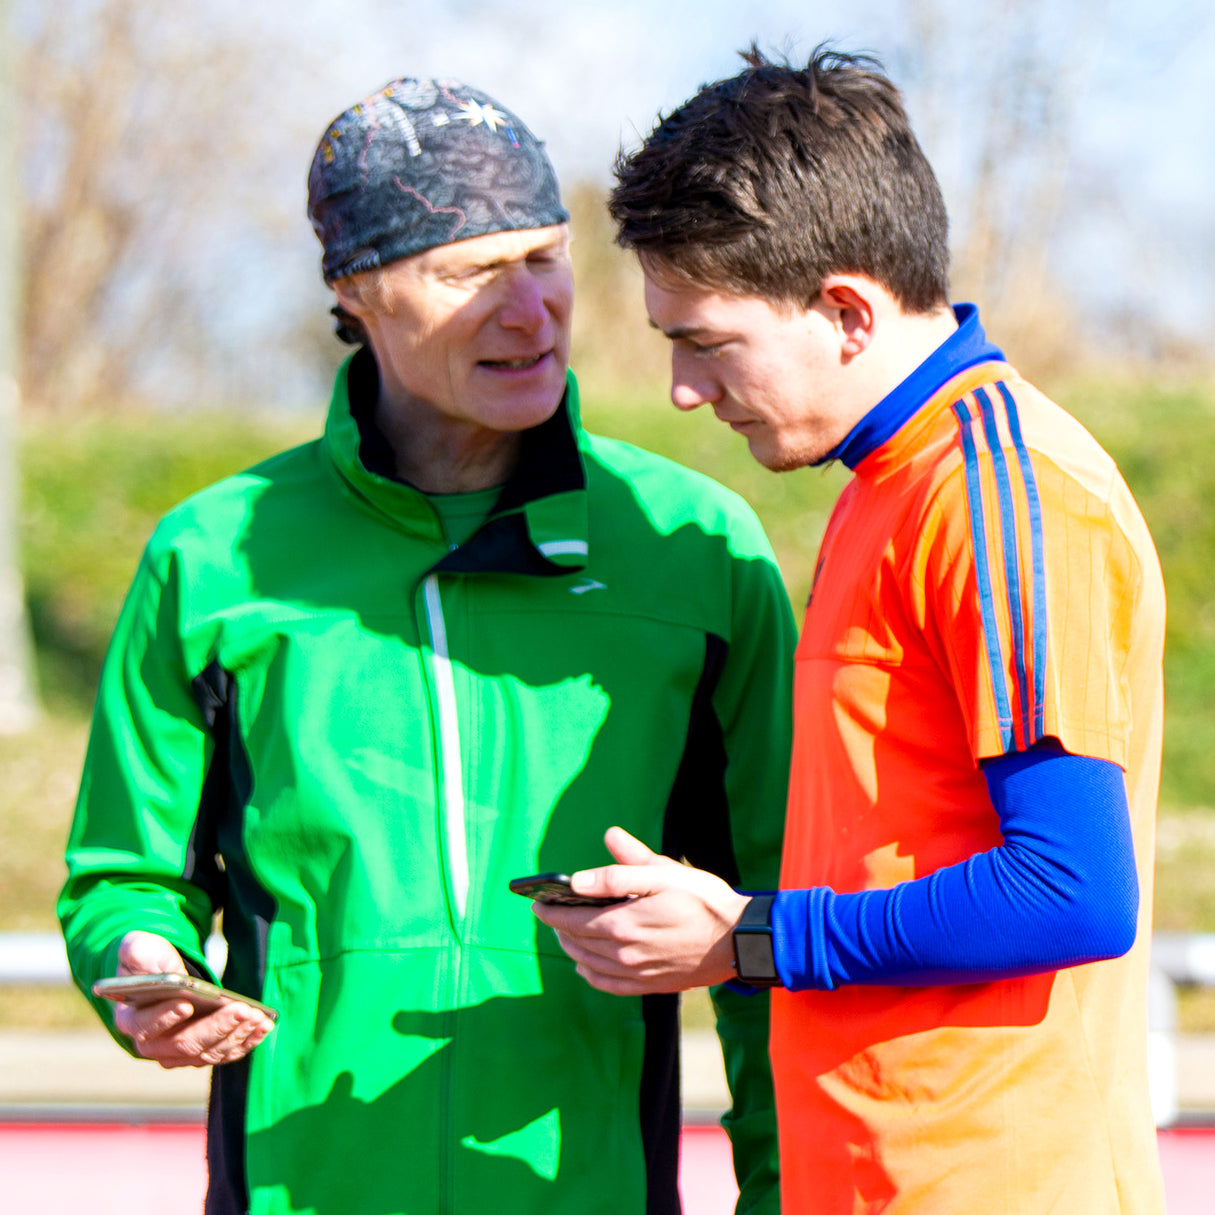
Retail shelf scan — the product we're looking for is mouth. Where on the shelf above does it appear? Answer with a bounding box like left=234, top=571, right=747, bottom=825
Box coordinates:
left=478, top=352, right=551, bottom=371
left=716, top=414, right=754, bottom=431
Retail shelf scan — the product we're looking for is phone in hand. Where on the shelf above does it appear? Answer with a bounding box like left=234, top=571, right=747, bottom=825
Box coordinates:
left=93, top=973, right=278, bottom=1020
left=509, top=872, right=629, bottom=907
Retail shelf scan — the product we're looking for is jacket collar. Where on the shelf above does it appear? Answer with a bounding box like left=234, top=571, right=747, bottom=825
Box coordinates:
left=817, top=303, right=1005, bottom=471
left=324, top=347, right=590, bottom=576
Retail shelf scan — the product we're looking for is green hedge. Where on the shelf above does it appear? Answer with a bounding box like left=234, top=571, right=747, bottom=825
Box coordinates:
left=20, top=376, right=1215, bottom=809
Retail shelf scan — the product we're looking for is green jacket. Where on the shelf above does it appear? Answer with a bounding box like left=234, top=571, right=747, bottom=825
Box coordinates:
left=59, top=353, right=795, bottom=1215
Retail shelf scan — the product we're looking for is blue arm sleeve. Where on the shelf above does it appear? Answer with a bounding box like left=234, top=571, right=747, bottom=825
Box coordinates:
left=770, top=740, right=1139, bottom=991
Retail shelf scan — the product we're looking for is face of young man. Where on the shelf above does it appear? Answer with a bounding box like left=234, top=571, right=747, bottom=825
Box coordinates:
left=340, top=224, right=574, bottom=439
left=643, top=270, right=861, bottom=472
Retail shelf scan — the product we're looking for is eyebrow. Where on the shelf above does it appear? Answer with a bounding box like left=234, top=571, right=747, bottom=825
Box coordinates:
left=648, top=319, right=715, bottom=341
left=443, top=254, right=507, bottom=274
left=444, top=239, right=567, bottom=277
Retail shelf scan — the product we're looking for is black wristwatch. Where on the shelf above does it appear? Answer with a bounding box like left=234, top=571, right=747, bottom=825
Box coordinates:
left=731, top=893, right=780, bottom=987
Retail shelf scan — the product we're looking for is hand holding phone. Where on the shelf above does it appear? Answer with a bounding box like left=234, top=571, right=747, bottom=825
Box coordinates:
left=99, top=932, right=276, bottom=1070
left=93, top=973, right=278, bottom=1020
left=509, top=872, right=629, bottom=907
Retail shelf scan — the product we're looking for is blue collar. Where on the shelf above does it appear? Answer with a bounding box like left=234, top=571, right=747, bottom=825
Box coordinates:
left=817, top=303, right=1005, bottom=470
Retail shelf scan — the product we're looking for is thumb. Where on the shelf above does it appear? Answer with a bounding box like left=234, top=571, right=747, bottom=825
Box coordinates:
left=602, top=826, right=679, bottom=867
left=117, top=931, right=187, bottom=977
left=566, top=828, right=683, bottom=900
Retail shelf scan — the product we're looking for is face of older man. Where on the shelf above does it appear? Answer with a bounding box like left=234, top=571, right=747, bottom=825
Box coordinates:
left=337, top=224, right=574, bottom=440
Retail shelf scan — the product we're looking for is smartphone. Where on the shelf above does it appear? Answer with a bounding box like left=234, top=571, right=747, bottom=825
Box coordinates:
left=509, top=872, right=628, bottom=907
left=93, top=973, right=278, bottom=1020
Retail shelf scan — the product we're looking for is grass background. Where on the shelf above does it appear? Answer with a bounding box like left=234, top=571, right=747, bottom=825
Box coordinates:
left=8, top=375, right=1215, bottom=1030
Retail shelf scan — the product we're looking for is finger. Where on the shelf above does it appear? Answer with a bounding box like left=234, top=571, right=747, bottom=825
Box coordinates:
left=550, top=928, right=627, bottom=971
left=534, top=881, right=692, bottom=937
left=134, top=1002, right=274, bottom=1068
left=575, top=961, right=674, bottom=997
left=116, top=998, right=195, bottom=1042
left=149, top=1018, right=269, bottom=1069
left=125, top=1003, right=199, bottom=1060
left=551, top=927, right=670, bottom=981
left=568, top=861, right=690, bottom=902
left=531, top=900, right=616, bottom=932
left=214, top=1019, right=273, bottom=1064
left=197, top=1031, right=242, bottom=1066
left=199, top=1010, right=275, bottom=1065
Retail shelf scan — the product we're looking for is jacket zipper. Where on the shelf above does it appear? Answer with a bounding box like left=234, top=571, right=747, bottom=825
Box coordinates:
left=422, top=572, right=470, bottom=920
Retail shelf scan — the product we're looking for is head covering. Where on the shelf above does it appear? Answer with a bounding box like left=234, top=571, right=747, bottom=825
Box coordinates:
left=307, top=77, right=568, bottom=283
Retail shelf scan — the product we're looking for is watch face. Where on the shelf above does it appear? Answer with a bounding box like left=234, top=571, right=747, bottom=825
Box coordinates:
left=735, top=931, right=778, bottom=982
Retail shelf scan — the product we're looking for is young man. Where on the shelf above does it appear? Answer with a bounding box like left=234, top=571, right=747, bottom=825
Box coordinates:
left=58, top=77, right=794, bottom=1215
left=536, top=49, right=1167, bottom=1213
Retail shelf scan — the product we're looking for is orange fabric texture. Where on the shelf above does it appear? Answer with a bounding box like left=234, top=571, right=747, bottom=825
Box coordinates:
left=771, top=363, right=1166, bottom=1213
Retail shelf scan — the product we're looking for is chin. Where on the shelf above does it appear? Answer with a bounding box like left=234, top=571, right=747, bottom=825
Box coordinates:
left=750, top=429, right=835, bottom=472
left=492, top=389, right=565, bottom=433
left=746, top=438, right=802, bottom=473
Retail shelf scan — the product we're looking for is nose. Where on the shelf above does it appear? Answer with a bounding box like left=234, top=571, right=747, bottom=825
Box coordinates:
left=669, top=351, right=720, bottom=412
left=498, top=267, right=549, bottom=333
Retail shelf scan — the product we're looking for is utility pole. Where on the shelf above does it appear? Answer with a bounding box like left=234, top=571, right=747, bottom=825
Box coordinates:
left=0, top=0, right=41, bottom=732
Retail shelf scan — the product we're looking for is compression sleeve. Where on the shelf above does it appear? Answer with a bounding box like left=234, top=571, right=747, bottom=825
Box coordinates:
left=770, top=740, right=1139, bottom=990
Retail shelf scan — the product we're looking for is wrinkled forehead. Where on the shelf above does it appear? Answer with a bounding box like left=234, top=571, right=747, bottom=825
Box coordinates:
left=415, top=223, right=572, bottom=271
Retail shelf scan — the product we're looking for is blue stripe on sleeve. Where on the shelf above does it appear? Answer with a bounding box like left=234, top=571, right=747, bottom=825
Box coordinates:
left=975, top=386, right=1034, bottom=746
left=998, top=381, right=1050, bottom=741
left=770, top=741, right=1139, bottom=990
left=952, top=400, right=1014, bottom=749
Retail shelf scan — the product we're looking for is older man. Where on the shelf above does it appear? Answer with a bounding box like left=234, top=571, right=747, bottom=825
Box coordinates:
left=59, top=77, right=794, bottom=1215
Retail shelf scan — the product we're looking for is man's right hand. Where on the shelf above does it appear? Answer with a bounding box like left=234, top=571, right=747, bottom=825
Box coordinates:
left=112, top=930, right=274, bottom=1069
left=531, top=827, right=749, bottom=994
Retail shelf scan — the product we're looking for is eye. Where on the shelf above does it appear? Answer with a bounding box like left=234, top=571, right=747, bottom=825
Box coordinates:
left=677, top=337, right=725, bottom=357
left=437, top=264, right=498, bottom=290
left=527, top=249, right=569, bottom=271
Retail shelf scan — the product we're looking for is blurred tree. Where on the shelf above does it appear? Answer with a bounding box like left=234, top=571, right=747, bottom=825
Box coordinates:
left=11, top=0, right=1215, bottom=417
left=888, top=0, right=1212, bottom=379
left=15, top=0, right=338, bottom=413
left=0, top=0, right=40, bottom=730
left=20, top=0, right=188, bottom=409
left=883, top=0, right=1104, bottom=377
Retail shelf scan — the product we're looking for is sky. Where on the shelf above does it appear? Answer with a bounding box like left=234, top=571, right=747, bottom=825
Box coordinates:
left=16, top=0, right=1215, bottom=407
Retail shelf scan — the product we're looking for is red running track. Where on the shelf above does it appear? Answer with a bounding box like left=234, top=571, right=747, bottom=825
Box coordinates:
left=0, top=1120, right=1210, bottom=1213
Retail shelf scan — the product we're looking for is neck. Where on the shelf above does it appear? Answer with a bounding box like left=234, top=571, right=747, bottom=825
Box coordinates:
left=865, top=305, right=959, bottom=407
left=818, top=302, right=1000, bottom=470
left=374, top=394, right=520, bottom=494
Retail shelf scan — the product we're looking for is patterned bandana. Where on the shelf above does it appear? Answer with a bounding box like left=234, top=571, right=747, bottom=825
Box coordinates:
left=307, top=77, right=568, bottom=283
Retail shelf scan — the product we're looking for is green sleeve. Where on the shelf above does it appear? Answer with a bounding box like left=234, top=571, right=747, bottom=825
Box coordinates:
left=712, top=516, right=796, bottom=1214
left=56, top=537, right=219, bottom=1053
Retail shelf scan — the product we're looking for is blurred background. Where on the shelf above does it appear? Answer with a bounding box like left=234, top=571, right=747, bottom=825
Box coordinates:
left=2, top=0, right=1215, bottom=1046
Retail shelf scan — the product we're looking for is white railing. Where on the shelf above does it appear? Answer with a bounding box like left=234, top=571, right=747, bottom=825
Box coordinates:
left=3, top=931, right=1211, bottom=1125
left=1148, top=932, right=1215, bottom=1126
left=0, top=932, right=227, bottom=987
left=0, top=932, right=71, bottom=984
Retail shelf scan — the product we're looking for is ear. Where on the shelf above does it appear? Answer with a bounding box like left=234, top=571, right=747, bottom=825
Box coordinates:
left=330, top=276, right=369, bottom=319
left=818, top=275, right=879, bottom=358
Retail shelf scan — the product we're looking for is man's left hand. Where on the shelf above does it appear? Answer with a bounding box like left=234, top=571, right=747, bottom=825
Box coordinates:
left=531, top=827, right=749, bottom=994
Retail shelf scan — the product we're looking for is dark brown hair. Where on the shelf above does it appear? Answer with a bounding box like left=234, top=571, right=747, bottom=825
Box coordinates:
left=609, top=45, right=950, bottom=313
